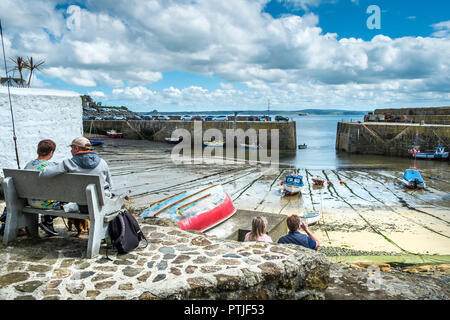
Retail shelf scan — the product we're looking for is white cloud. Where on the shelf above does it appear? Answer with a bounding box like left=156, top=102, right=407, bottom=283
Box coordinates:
left=1, top=0, right=449, bottom=110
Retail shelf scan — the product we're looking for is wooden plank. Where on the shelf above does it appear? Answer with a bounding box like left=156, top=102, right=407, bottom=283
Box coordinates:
left=2, top=169, right=105, bottom=206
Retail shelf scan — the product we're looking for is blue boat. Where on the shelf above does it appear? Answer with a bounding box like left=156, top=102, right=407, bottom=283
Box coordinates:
left=402, top=169, right=426, bottom=189
left=281, top=174, right=304, bottom=195
left=89, top=138, right=104, bottom=146
left=410, top=147, right=449, bottom=160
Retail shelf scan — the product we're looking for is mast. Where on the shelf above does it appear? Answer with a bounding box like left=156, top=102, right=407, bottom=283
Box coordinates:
left=0, top=19, right=20, bottom=168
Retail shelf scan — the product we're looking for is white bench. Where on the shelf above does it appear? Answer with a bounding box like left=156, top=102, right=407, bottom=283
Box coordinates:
left=2, top=169, right=124, bottom=258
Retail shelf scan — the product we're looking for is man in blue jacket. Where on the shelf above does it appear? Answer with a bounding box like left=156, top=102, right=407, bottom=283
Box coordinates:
left=278, top=214, right=320, bottom=250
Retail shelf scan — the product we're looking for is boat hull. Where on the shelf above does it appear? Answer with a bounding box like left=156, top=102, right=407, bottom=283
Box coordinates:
left=402, top=179, right=426, bottom=189
left=300, top=212, right=321, bottom=225
left=140, top=185, right=236, bottom=232
left=312, top=178, right=324, bottom=185
left=165, top=138, right=182, bottom=144
left=283, top=184, right=302, bottom=195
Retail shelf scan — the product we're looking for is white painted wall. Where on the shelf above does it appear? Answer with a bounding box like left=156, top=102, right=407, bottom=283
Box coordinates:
left=0, top=87, right=82, bottom=176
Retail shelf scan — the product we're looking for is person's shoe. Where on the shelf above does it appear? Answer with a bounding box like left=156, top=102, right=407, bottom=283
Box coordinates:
left=39, top=222, right=59, bottom=236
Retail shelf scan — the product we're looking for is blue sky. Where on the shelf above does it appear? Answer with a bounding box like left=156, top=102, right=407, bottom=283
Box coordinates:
left=1, top=0, right=449, bottom=111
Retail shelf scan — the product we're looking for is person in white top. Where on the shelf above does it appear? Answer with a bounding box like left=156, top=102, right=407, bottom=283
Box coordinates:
left=244, top=216, right=273, bottom=242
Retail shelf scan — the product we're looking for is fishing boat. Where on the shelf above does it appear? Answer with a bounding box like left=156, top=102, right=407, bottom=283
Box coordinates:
left=402, top=169, right=426, bottom=189
left=165, top=137, right=182, bottom=144
left=140, top=184, right=236, bottom=232
left=240, top=143, right=262, bottom=150
left=298, top=143, right=307, bottom=149
left=106, top=130, right=123, bottom=138
left=312, top=177, right=325, bottom=185
left=281, top=174, right=304, bottom=195
left=300, top=211, right=321, bottom=225
left=412, top=147, right=449, bottom=160
left=203, top=141, right=225, bottom=147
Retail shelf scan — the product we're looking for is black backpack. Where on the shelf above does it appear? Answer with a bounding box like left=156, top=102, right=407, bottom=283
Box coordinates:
left=106, top=209, right=148, bottom=258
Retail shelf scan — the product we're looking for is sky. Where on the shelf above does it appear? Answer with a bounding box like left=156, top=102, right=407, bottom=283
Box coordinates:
left=0, top=0, right=449, bottom=112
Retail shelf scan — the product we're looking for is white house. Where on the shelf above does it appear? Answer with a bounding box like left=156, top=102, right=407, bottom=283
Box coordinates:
left=0, top=87, right=82, bottom=176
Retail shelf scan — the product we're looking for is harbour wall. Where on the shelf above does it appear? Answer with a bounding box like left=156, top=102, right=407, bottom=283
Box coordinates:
left=373, top=106, right=450, bottom=125
left=335, top=122, right=450, bottom=157
left=84, top=120, right=297, bottom=150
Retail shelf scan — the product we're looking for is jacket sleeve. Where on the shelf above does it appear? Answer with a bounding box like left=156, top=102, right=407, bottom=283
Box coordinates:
left=38, top=160, right=68, bottom=177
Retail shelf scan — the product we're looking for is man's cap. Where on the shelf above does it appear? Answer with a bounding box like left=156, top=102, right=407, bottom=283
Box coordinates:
left=69, top=137, right=92, bottom=148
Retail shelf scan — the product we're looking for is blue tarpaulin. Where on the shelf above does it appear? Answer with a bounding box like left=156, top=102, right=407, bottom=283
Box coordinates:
left=403, top=170, right=424, bottom=183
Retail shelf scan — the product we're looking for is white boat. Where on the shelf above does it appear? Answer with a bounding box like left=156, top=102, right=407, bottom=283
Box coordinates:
left=203, top=141, right=225, bottom=147
left=300, top=211, right=321, bottom=225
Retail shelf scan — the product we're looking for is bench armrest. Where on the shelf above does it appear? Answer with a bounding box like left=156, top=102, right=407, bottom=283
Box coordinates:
left=102, top=195, right=125, bottom=215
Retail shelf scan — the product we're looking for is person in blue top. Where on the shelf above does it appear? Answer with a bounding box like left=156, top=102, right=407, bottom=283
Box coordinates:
left=277, top=214, right=320, bottom=250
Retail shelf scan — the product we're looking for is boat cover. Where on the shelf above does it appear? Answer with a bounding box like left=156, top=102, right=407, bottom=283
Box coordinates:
left=403, top=170, right=424, bottom=183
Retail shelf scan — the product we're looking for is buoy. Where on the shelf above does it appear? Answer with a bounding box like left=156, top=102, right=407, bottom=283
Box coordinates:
left=327, top=181, right=331, bottom=184
left=339, top=180, right=344, bottom=184
left=280, top=182, right=283, bottom=185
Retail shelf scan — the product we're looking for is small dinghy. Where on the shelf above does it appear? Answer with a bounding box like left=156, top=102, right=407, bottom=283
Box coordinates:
left=240, top=143, right=262, bottom=150
left=281, top=174, right=304, bottom=195
left=88, top=138, right=104, bottom=146
left=312, top=177, right=325, bottom=185
left=300, top=211, right=321, bottom=225
left=140, top=185, right=236, bottom=232
left=402, top=169, right=426, bottom=189
left=298, top=143, right=307, bottom=149
left=106, top=130, right=123, bottom=138
left=203, top=141, right=225, bottom=147
left=165, top=137, right=182, bottom=144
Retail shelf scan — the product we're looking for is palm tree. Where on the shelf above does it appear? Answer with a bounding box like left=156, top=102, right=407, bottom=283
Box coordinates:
left=25, top=56, right=45, bottom=87
left=9, top=56, right=26, bottom=87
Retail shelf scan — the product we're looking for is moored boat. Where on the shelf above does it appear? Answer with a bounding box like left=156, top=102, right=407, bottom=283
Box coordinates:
left=412, top=147, right=449, bottom=160
left=88, top=138, right=104, bottom=146
left=203, top=141, right=225, bottom=147
left=402, top=169, right=426, bottom=189
left=300, top=211, right=321, bottom=225
left=298, top=143, right=307, bottom=149
left=140, top=184, right=236, bottom=232
left=312, top=177, right=325, bottom=185
left=281, top=174, right=304, bottom=195
left=106, top=130, right=123, bottom=138
left=240, top=143, right=262, bottom=150
left=165, top=137, right=183, bottom=144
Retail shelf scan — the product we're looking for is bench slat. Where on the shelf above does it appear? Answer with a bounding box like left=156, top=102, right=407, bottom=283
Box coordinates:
left=3, top=169, right=105, bottom=206
left=22, top=207, right=90, bottom=220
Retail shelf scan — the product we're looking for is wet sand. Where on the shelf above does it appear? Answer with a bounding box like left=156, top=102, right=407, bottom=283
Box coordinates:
left=98, top=138, right=450, bottom=257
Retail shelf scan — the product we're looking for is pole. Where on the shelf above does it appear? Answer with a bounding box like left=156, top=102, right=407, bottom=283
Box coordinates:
left=0, top=19, right=20, bottom=168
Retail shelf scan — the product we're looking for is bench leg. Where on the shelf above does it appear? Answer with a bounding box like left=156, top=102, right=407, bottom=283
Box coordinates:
left=86, top=184, right=108, bottom=259
left=2, top=178, right=23, bottom=245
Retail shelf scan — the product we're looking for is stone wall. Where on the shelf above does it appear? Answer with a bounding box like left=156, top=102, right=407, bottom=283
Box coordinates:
left=0, top=217, right=330, bottom=300
left=373, top=106, right=450, bottom=124
left=0, top=88, right=82, bottom=176
left=84, top=120, right=297, bottom=150
left=336, top=122, right=450, bottom=157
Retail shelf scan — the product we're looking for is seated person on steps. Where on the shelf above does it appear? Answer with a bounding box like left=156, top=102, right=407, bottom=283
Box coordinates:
left=277, top=214, right=320, bottom=250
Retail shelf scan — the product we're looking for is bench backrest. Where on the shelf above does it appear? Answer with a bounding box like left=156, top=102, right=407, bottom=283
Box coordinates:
left=3, top=169, right=105, bottom=206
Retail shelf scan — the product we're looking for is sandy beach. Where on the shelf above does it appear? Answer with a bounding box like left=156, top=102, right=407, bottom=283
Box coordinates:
left=97, top=138, right=450, bottom=258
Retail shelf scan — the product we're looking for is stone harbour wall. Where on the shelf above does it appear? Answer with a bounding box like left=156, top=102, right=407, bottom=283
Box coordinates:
left=336, top=122, right=450, bottom=157
left=84, top=120, right=297, bottom=150
left=0, top=218, right=330, bottom=300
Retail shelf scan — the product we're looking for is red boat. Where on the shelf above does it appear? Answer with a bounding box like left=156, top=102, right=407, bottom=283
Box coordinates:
left=312, top=178, right=325, bottom=185
left=140, top=185, right=236, bottom=232
left=106, top=130, right=123, bottom=138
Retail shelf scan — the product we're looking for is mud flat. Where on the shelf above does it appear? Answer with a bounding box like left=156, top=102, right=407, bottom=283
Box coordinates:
left=95, top=138, right=450, bottom=261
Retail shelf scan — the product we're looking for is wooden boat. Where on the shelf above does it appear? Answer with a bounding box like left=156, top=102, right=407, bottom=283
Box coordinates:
left=312, top=177, right=325, bottom=185
left=165, top=137, right=183, bottom=144
left=402, top=169, right=426, bottom=189
left=240, top=143, right=262, bottom=150
left=140, top=184, right=236, bottom=232
left=106, top=130, right=123, bottom=138
left=281, top=174, right=304, bottom=195
left=300, top=211, right=321, bottom=225
left=412, top=147, right=449, bottom=160
left=203, top=141, right=225, bottom=147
